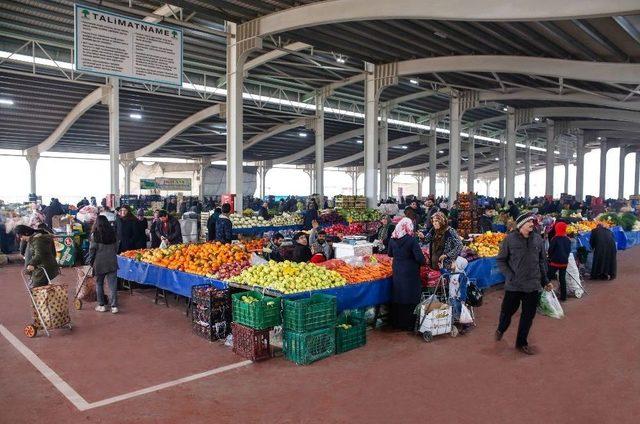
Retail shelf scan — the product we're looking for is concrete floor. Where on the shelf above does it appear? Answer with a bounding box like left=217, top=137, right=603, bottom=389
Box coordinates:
left=0, top=249, right=639, bottom=423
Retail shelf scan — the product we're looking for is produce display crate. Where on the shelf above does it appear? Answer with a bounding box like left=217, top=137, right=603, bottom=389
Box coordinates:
left=191, top=284, right=231, bottom=341
left=231, top=322, right=272, bottom=361
left=231, top=291, right=282, bottom=330
left=283, top=327, right=335, bottom=365
left=283, top=294, right=337, bottom=332
left=335, top=311, right=367, bottom=354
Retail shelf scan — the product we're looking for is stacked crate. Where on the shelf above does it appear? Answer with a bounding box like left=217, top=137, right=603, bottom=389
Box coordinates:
left=190, top=284, right=231, bottom=342
left=231, top=291, right=282, bottom=361
left=282, top=294, right=337, bottom=365
left=457, top=192, right=477, bottom=239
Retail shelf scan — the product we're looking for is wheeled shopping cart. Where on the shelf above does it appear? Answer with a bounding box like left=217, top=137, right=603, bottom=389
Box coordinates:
left=22, top=267, right=72, bottom=338
left=414, top=272, right=475, bottom=342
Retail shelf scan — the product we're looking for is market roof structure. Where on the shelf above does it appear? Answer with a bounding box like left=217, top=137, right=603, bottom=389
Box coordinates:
left=1, top=0, right=639, bottom=207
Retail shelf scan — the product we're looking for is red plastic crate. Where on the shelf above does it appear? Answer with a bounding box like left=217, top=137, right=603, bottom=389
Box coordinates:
left=231, top=322, right=272, bottom=361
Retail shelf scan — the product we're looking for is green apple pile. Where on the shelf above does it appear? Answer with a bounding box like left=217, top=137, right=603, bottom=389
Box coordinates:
left=229, top=260, right=346, bottom=294
left=270, top=212, right=303, bottom=226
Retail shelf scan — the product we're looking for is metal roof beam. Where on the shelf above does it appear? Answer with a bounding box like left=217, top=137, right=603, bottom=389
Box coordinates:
left=613, top=16, right=640, bottom=45
left=478, top=89, right=640, bottom=111
left=534, top=21, right=600, bottom=61
left=251, top=1, right=640, bottom=36
left=122, top=103, right=225, bottom=159
left=22, top=85, right=109, bottom=156
left=395, top=56, right=640, bottom=84
left=571, top=19, right=628, bottom=61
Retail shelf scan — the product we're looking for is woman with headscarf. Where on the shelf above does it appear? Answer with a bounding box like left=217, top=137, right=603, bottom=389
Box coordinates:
left=376, top=215, right=395, bottom=253
left=419, top=211, right=463, bottom=271
left=134, top=208, right=149, bottom=249
left=14, top=225, right=59, bottom=288
left=387, top=218, right=426, bottom=330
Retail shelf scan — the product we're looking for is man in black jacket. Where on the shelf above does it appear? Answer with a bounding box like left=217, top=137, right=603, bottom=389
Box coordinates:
left=155, top=210, right=183, bottom=245
left=507, top=201, right=520, bottom=221
left=479, top=208, right=494, bottom=233
left=495, top=212, right=554, bottom=355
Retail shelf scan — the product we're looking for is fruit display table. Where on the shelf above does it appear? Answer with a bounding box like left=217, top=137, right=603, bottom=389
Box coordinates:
left=227, top=278, right=392, bottom=313
left=117, top=256, right=226, bottom=297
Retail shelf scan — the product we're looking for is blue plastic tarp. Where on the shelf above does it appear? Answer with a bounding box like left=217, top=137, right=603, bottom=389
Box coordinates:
left=492, top=224, right=507, bottom=233
left=465, top=257, right=505, bottom=289
left=625, top=231, right=640, bottom=248
left=117, top=257, right=226, bottom=297
left=282, top=278, right=392, bottom=313
left=575, top=226, right=628, bottom=251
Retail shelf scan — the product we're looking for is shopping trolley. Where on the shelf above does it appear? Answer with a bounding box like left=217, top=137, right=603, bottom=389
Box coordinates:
left=22, top=267, right=72, bottom=338
left=71, top=265, right=107, bottom=310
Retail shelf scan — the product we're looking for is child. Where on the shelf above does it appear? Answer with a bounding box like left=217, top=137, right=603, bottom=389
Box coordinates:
left=548, top=221, right=571, bottom=301
left=445, top=256, right=472, bottom=334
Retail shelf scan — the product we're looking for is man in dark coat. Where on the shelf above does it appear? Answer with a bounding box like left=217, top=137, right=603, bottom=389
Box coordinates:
left=387, top=217, right=426, bottom=330
left=155, top=210, right=183, bottom=245
left=206, top=207, right=221, bottom=242
left=507, top=201, right=520, bottom=221
left=258, top=202, right=271, bottom=221
left=43, top=198, right=64, bottom=228
left=302, top=203, right=318, bottom=230
left=479, top=208, right=494, bottom=233
left=589, top=223, right=617, bottom=280
left=215, top=203, right=233, bottom=244
left=496, top=213, right=554, bottom=355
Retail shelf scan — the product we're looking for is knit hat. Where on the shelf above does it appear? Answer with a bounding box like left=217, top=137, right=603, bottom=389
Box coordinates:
left=515, top=212, right=536, bottom=230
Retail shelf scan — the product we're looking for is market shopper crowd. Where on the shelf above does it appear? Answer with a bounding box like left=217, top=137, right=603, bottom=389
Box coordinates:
left=3, top=190, right=627, bottom=355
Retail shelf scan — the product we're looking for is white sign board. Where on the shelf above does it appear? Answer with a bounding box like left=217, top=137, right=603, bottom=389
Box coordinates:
left=74, top=5, right=183, bottom=87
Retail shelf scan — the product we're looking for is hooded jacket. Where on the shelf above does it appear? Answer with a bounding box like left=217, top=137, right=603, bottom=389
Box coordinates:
left=548, top=222, right=571, bottom=268
left=27, top=233, right=59, bottom=286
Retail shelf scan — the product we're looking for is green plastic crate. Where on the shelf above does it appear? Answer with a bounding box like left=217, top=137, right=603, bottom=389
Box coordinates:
left=335, top=311, right=366, bottom=354
left=283, top=294, right=336, bottom=332
left=283, top=327, right=335, bottom=365
left=231, top=291, right=282, bottom=330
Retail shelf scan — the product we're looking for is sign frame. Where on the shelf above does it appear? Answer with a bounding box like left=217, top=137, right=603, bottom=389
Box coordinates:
left=74, top=4, right=184, bottom=87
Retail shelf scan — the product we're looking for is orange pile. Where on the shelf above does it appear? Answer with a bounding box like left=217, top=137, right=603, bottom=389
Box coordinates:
left=121, top=242, right=249, bottom=277
left=243, top=238, right=266, bottom=252
left=318, top=258, right=392, bottom=283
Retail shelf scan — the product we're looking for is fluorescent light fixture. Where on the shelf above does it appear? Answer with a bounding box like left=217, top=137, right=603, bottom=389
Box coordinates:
left=356, top=139, right=363, bottom=144
left=517, top=160, right=522, bottom=164
left=502, top=107, right=508, bottom=112
left=495, top=157, right=500, bottom=161
left=401, top=146, right=408, bottom=150
left=438, top=150, right=444, bottom=154
left=434, top=31, right=448, bottom=39
left=336, top=56, right=346, bottom=64
left=298, top=132, right=307, bottom=137
left=0, top=98, right=14, bottom=105
left=409, top=79, right=419, bottom=85
left=534, top=117, right=540, bottom=122
left=597, top=136, right=602, bottom=140
left=130, top=113, right=142, bottom=119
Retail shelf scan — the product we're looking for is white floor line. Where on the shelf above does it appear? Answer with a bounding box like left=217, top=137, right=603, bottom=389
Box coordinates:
left=0, top=324, right=253, bottom=411
left=0, top=324, right=91, bottom=411
left=87, top=360, right=253, bottom=409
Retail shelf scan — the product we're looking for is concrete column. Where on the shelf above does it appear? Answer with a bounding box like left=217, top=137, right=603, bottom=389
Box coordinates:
left=505, top=107, right=516, bottom=202
left=379, top=106, right=389, bottom=200
left=575, top=132, right=585, bottom=201
left=485, top=179, right=491, bottom=197
left=545, top=119, right=555, bottom=196
left=635, top=153, right=640, bottom=196
left=467, top=128, right=475, bottom=194
left=226, top=23, right=244, bottom=212
left=619, top=147, right=626, bottom=199
left=315, top=94, right=325, bottom=199
left=258, top=165, right=269, bottom=199
left=198, top=159, right=209, bottom=202
left=26, top=154, right=39, bottom=196
left=448, top=91, right=461, bottom=202
left=599, top=140, right=608, bottom=199
left=108, top=77, right=120, bottom=206
left=363, top=63, right=378, bottom=207
left=498, top=140, right=505, bottom=199
left=225, top=22, right=260, bottom=213
left=524, top=138, right=531, bottom=201
left=416, top=174, right=423, bottom=198
left=428, top=118, right=438, bottom=196
left=121, top=160, right=134, bottom=195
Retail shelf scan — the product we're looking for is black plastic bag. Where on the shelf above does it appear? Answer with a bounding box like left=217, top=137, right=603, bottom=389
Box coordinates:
left=466, top=283, right=483, bottom=307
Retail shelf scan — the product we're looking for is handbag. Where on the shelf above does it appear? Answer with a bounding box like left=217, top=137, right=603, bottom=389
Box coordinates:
left=466, top=282, right=483, bottom=307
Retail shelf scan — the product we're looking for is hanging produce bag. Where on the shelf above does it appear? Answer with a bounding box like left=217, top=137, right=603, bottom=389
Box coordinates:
left=537, top=290, right=564, bottom=319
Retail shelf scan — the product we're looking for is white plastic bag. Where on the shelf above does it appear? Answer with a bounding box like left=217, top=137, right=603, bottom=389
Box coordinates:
left=250, top=252, right=267, bottom=266
left=566, top=254, right=584, bottom=298
left=159, top=239, right=168, bottom=249
left=537, top=290, right=565, bottom=319
left=459, top=304, right=474, bottom=324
